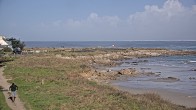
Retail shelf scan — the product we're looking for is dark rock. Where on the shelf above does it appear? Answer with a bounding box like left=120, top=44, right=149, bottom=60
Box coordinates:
left=189, top=77, right=196, bottom=80
left=191, top=69, right=196, bottom=71
left=124, top=62, right=131, bottom=64
left=167, top=77, right=180, bottom=80
left=145, top=72, right=155, bottom=76
left=156, top=77, right=180, bottom=82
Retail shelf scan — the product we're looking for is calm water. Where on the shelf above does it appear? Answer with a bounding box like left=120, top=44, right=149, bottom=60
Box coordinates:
left=110, top=55, right=196, bottom=96
left=25, top=41, right=196, bottom=96
left=25, top=41, right=196, bottom=50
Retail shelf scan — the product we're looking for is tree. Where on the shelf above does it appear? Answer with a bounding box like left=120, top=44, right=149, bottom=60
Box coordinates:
left=6, top=38, right=25, bottom=50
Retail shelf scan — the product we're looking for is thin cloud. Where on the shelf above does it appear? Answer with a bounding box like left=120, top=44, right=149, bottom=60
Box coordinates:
left=40, top=0, right=196, bottom=41
left=127, top=0, right=196, bottom=40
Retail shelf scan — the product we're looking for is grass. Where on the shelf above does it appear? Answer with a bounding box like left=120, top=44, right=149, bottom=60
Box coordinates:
left=0, top=86, right=11, bottom=110
left=36, top=47, right=128, bottom=57
left=3, top=54, right=193, bottom=110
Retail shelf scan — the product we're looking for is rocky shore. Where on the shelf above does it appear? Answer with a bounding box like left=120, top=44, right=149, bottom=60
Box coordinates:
left=12, top=47, right=196, bottom=109
left=24, top=47, right=196, bottom=83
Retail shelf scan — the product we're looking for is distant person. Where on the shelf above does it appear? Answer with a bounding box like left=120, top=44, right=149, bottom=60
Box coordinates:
left=9, top=83, right=18, bottom=102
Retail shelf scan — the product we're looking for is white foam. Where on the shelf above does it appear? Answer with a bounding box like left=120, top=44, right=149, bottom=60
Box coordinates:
left=189, top=61, right=196, bottom=63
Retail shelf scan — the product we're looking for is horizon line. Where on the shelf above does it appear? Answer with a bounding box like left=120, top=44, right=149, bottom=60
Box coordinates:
left=24, top=40, right=196, bottom=42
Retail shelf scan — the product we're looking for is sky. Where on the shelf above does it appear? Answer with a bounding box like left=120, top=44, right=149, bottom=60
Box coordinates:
left=0, top=0, right=196, bottom=41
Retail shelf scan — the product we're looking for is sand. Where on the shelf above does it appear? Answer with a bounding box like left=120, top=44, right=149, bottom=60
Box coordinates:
left=112, top=85, right=196, bottom=108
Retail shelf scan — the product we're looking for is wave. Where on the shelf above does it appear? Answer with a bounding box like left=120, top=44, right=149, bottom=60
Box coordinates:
left=148, top=63, right=173, bottom=67
left=189, top=61, right=196, bottom=63
left=148, top=63, right=190, bottom=68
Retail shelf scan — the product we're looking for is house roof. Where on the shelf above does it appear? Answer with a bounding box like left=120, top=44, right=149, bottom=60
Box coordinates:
left=0, top=36, right=8, bottom=46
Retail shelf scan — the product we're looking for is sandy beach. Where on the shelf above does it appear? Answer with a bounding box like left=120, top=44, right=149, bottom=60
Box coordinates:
left=112, top=85, right=196, bottom=108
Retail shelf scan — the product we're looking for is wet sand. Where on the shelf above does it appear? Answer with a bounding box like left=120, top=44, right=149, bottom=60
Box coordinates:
left=112, top=85, right=196, bottom=108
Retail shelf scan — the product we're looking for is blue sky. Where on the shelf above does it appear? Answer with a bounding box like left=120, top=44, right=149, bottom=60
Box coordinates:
left=0, top=0, right=196, bottom=41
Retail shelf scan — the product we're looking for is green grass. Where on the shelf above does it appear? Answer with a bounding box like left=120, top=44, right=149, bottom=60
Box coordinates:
left=3, top=55, right=191, bottom=110
left=0, top=86, right=11, bottom=110
left=46, top=48, right=128, bottom=57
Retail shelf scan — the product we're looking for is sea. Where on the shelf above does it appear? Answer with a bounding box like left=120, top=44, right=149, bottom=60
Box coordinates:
left=25, top=41, right=196, bottom=50
left=25, top=41, right=196, bottom=97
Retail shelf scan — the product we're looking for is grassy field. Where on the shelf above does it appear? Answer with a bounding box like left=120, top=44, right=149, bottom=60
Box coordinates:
left=3, top=53, right=192, bottom=110
left=0, top=86, right=11, bottom=110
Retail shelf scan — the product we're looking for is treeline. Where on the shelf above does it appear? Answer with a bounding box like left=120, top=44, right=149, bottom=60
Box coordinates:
left=2, top=38, right=25, bottom=54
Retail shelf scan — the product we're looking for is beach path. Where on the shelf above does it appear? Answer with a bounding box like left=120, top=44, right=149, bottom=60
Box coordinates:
left=0, top=67, right=26, bottom=110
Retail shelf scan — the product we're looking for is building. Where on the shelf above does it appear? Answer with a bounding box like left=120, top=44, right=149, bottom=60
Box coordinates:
left=0, top=36, right=8, bottom=47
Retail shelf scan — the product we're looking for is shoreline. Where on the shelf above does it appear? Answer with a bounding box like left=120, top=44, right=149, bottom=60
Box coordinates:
left=63, top=47, right=195, bottom=108
left=1, top=48, right=196, bottom=108
left=111, top=85, right=196, bottom=108
left=81, top=48, right=196, bottom=108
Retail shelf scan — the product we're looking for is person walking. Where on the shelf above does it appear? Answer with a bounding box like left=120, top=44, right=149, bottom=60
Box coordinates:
left=9, top=83, right=18, bottom=102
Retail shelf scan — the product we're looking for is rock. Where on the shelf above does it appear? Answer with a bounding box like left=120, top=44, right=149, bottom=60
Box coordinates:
left=155, top=77, right=180, bottom=82
left=117, top=71, right=123, bottom=75
left=138, top=60, right=148, bottom=63
left=118, top=68, right=137, bottom=75
left=142, top=72, right=160, bottom=77
left=189, top=77, right=196, bottom=80
left=155, top=74, right=161, bottom=77
left=124, top=62, right=131, bottom=64
left=191, top=69, right=196, bottom=71
left=107, top=69, right=112, bottom=72
left=167, top=77, right=180, bottom=80
left=131, top=61, right=138, bottom=65
left=145, top=72, right=155, bottom=76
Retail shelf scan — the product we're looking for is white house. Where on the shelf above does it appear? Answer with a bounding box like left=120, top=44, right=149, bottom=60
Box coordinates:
left=0, top=36, right=8, bottom=46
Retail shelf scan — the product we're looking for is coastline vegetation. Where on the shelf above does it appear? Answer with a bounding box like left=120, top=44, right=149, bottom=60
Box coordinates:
left=0, top=86, right=11, bottom=110
left=3, top=49, right=195, bottom=110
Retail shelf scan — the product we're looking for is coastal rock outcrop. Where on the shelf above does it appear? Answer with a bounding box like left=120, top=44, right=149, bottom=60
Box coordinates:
left=118, top=68, right=137, bottom=75
left=189, top=77, right=196, bottom=80
left=153, top=77, right=180, bottom=82
left=191, top=69, right=196, bottom=71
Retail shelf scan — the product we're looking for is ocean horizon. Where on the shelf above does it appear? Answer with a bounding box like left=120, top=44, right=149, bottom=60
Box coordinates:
left=25, top=41, right=196, bottom=50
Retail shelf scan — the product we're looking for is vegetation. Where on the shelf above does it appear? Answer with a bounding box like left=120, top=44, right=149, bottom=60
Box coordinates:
left=6, top=37, right=25, bottom=50
left=0, top=86, right=11, bottom=110
left=2, top=47, right=12, bottom=53
left=3, top=53, right=193, bottom=110
left=0, top=56, right=14, bottom=63
left=47, top=48, right=124, bottom=57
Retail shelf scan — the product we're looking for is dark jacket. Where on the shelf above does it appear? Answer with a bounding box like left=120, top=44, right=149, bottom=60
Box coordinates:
left=9, top=84, right=18, bottom=91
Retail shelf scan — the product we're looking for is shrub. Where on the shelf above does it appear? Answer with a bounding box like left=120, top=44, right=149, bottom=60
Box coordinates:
left=6, top=38, right=25, bottom=50
left=3, top=47, right=12, bottom=52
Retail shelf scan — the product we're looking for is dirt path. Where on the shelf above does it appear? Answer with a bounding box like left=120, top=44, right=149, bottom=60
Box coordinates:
left=0, top=67, right=26, bottom=110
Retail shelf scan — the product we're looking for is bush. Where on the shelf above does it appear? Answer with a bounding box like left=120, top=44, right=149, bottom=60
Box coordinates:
left=6, top=38, right=25, bottom=50
left=3, top=47, right=12, bottom=52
